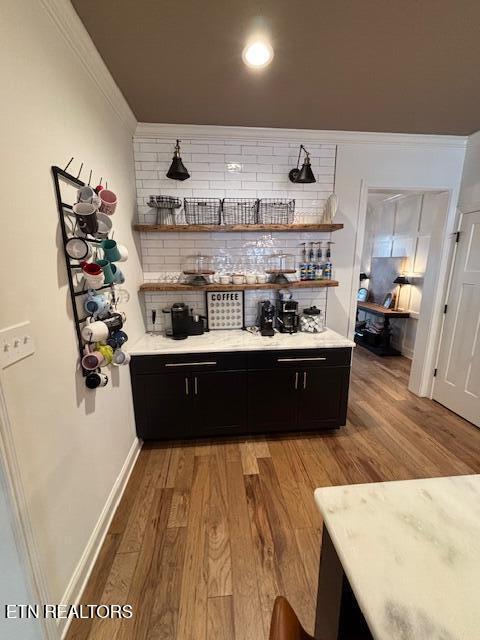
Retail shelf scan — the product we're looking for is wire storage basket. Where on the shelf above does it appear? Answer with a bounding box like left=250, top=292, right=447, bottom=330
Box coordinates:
left=221, top=198, right=258, bottom=225
left=258, top=199, right=296, bottom=224
left=184, top=198, right=222, bottom=225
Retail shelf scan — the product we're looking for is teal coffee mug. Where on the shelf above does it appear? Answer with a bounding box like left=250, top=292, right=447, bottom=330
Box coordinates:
left=111, top=263, right=125, bottom=285
left=95, top=259, right=114, bottom=284
left=101, top=239, right=121, bottom=262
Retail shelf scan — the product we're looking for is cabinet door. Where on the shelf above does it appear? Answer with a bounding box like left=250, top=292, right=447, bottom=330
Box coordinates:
left=248, top=369, right=298, bottom=433
left=132, top=373, right=192, bottom=440
left=298, top=367, right=350, bottom=430
left=193, top=371, right=247, bottom=435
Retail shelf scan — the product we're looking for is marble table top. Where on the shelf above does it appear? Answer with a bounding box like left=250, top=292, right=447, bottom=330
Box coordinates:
left=315, top=475, right=480, bottom=640
left=130, top=328, right=355, bottom=356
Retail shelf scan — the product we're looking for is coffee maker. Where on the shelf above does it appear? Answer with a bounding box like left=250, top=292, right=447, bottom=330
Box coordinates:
left=163, top=302, right=208, bottom=340
left=276, top=289, right=299, bottom=334
left=258, top=300, right=275, bottom=337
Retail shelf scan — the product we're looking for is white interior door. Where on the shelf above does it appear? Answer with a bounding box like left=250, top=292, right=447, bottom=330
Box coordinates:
left=433, top=211, right=480, bottom=426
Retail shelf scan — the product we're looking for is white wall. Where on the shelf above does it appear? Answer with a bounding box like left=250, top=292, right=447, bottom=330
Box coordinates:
left=135, top=125, right=467, bottom=346
left=0, top=465, right=42, bottom=640
left=458, top=130, right=480, bottom=212
left=0, top=0, right=143, bottom=624
left=361, top=192, right=441, bottom=357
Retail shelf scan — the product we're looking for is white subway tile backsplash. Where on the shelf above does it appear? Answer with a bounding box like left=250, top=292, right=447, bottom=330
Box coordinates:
left=134, top=131, right=336, bottom=328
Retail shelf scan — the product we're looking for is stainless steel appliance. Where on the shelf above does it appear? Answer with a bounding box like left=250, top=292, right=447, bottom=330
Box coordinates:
left=276, top=289, right=299, bottom=333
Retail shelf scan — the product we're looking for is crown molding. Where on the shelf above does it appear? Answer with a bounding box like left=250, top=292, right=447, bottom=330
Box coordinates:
left=39, top=0, right=136, bottom=135
left=136, top=122, right=468, bottom=149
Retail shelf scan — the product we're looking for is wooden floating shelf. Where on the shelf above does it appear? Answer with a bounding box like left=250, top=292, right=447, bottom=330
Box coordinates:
left=133, top=223, right=343, bottom=233
left=140, top=280, right=339, bottom=293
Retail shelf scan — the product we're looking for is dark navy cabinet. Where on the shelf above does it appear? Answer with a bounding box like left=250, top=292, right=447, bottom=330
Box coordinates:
left=130, top=348, right=351, bottom=440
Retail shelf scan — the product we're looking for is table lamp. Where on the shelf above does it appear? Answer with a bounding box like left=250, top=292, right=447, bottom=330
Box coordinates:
left=393, top=275, right=410, bottom=310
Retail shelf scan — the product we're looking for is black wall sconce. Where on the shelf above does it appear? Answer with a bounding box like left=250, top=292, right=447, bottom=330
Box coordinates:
left=166, top=139, right=190, bottom=181
left=359, top=272, right=369, bottom=282
left=288, top=144, right=316, bottom=184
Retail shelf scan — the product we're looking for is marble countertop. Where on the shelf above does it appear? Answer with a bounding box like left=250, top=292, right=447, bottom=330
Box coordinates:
left=315, top=475, right=480, bottom=640
left=129, top=328, right=355, bottom=355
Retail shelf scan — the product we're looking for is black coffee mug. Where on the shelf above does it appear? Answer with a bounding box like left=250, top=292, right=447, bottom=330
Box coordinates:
left=73, top=202, right=99, bottom=236
left=85, top=371, right=108, bottom=389
left=103, top=312, right=124, bottom=335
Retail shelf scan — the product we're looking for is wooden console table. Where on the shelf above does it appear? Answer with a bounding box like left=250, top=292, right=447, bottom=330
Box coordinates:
left=356, top=301, right=410, bottom=356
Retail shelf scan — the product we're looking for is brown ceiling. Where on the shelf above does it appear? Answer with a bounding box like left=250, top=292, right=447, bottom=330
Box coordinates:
left=72, top=0, right=480, bottom=135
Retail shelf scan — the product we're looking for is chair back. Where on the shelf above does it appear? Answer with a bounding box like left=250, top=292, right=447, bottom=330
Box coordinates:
left=269, top=596, right=315, bottom=640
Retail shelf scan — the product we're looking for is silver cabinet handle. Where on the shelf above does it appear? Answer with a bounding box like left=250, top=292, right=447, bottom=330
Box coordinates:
left=277, top=357, right=327, bottom=362
left=185, top=377, right=189, bottom=395
left=294, top=372, right=299, bottom=390
left=165, top=361, right=217, bottom=367
left=303, top=371, right=307, bottom=389
left=194, top=376, right=198, bottom=395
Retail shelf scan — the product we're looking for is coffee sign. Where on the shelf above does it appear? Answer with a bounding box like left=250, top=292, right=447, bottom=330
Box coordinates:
left=206, top=291, right=244, bottom=330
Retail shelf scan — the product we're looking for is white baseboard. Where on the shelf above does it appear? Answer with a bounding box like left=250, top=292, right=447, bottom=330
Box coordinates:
left=59, top=437, right=142, bottom=639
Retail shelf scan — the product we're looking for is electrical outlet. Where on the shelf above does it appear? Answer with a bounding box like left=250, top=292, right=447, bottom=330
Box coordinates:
left=0, top=322, right=35, bottom=369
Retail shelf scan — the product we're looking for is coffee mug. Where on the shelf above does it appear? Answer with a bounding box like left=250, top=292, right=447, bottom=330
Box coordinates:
left=81, top=346, right=105, bottom=370
left=94, top=213, right=113, bottom=240
left=97, top=343, right=114, bottom=365
left=98, top=189, right=117, bottom=215
left=110, top=263, right=125, bottom=284
left=107, top=330, right=128, bottom=349
left=73, top=202, right=98, bottom=235
left=81, top=319, right=109, bottom=343
left=103, top=312, right=124, bottom=334
left=101, top=239, right=121, bottom=262
left=83, top=272, right=105, bottom=289
left=112, top=349, right=131, bottom=366
left=80, top=261, right=101, bottom=276
left=77, top=186, right=100, bottom=207
left=66, top=237, right=91, bottom=261
left=85, top=371, right=108, bottom=389
left=95, top=259, right=115, bottom=285
left=116, top=244, right=128, bottom=262
left=84, top=290, right=110, bottom=318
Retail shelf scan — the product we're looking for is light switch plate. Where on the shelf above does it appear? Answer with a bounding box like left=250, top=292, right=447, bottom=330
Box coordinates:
left=0, top=322, right=35, bottom=369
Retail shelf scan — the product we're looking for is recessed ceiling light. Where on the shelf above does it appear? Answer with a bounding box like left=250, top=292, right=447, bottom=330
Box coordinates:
left=242, top=41, right=274, bottom=68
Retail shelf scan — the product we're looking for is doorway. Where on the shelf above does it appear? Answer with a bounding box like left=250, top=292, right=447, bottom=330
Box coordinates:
left=356, top=188, right=451, bottom=397
left=432, top=210, right=480, bottom=427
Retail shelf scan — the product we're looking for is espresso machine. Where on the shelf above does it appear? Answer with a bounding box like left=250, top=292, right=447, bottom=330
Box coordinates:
left=276, top=289, right=299, bottom=334
left=163, top=303, right=208, bottom=340
left=258, top=300, right=275, bottom=337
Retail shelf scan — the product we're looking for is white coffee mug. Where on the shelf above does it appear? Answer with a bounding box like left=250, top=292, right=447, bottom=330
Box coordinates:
left=112, top=350, right=131, bottom=366
left=83, top=271, right=105, bottom=290
left=245, top=274, right=257, bottom=284
left=81, top=319, right=109, bottom=343
left=116, top=244, right=128, bottom=261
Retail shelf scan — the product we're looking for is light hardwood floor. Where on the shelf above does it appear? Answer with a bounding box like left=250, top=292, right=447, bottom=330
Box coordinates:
left=67, top=348, right=480, bottom=640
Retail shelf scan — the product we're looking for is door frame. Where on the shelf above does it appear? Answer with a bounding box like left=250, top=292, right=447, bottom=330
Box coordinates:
left=351, top=181, right=459, bottom=397
left=0, top=374, right=58, bottom=640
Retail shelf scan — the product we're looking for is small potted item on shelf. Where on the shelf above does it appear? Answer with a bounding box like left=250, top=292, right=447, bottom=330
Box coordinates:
left=182, top=254, right=216, bottom=286
left=265, top=253, right=297, bottom=285
left=147, top=195, right=182, bottom=224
